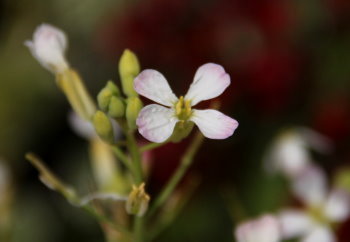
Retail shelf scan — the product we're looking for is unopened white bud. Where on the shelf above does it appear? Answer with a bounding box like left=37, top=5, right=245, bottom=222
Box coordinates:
left=25, top=23, right=69, bottom=73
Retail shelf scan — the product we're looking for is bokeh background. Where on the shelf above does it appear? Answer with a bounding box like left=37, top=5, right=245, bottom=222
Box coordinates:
left=0, top=0, right=350, bottom=241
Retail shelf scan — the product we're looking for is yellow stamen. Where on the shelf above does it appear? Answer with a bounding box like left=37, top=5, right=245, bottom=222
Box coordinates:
left=185, top=100, right=191, bottom=116
left=175, top=96, right=184, bottom=116
left=174, top=96, right=192, bottom=121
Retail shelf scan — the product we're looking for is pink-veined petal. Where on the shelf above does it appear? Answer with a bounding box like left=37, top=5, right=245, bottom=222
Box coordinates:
left=235, top=214, right=281, bottom=242
left=134, top=70, right=178, bottom=106
left=184, top=63, right=230, bottom=106
left=292, top=165, right=328, bottom=207
left=302, top=226, right=335, bottom=242
left=278, top=209, right=314, bottom=239
left=190, top=109, right=238, bottom=139
left=324, top=188, right=350, bottom=222
left=136, top=104, right=178, bottom=143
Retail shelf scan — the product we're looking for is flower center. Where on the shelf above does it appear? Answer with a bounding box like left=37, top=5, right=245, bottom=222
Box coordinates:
left=175, top=96, right=192, bottom=121
left=307, top=206, right=330, bottom=225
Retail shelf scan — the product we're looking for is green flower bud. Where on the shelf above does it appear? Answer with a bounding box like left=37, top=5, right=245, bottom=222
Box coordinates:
left=106, top=81, right=121, bottom=96
left=125, top=183, right=150, bottom=217
left=97, top=81, right=125, bottom=118
left=93, top=111, right=114, bottom=144
left=108, top=96, right=125, bottom=118
left=126, top=97, right=143, bottom=130
left=119, top=49, right=140, bottom=97
left=97, top=89, right=113, bottom=111
left=97, top=81, right=121, bottom=111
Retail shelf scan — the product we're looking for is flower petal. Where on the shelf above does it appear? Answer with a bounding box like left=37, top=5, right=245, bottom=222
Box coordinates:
left=291, top=165, right=328, bottom=207
left=264, top=130, right=311, bottom=178
left=136, top=104, right=178, bottom=143
left=302, top=226, right=335, bottom=242
left=134, top=70, right=178, bottom=106
left=278, top=209, right=314, bottom=239
left=297, top=127, right=333, bottom=154
left=324, top=188, right=350, bottom=222
left=184, top=63, right=230, bottom=106
left=235, top=214, right=281, bottom=242
left=25, top=23, right=68, bottom=73
left=68, top=111, right=96, bottom=139
left=79, top=192, right=127, bottom=206
left=190, top=109, right=238, bottom=139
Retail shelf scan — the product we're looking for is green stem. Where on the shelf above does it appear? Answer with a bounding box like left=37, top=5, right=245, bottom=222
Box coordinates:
left=140, top=142, right=166, bottom=152
left=133, top=217, right=144, bottom=242
left=111, top=145, right=137, bottom=178
left=125, top=131, right=143, bottom=184
left=83, top=205, right=131, bottom=238
left=148, top=132, right=204, bottom=217
left=147, top=178, right=200, bottom=241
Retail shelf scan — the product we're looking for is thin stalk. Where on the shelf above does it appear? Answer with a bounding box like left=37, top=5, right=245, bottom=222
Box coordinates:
left=147, top=132, right=204, bottom=217
left=147, top=177, right=200, bottom=241
left=111, top=145, right=137, bottom=177
left=83, top=205, right=131, bottom=238
left=117, top=120, right=143, bottom=184
left=125, top=131, right=143, bottom=184
left=133, top=216, right=144, bottom=242
left=140, top=142, right=166, bottom=152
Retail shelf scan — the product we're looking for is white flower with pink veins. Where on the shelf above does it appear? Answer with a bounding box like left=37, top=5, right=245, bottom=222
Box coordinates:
left=134, top=63, right=239, bottom=143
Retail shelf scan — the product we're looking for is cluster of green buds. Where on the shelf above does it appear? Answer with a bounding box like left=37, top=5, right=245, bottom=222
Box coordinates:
left=97, top=81, right=125, bottom=119
left=94, top=50, right=143, bottom=142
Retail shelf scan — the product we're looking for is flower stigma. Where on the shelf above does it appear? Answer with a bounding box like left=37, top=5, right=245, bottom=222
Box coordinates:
left=175, top=96, right=192, bottom=121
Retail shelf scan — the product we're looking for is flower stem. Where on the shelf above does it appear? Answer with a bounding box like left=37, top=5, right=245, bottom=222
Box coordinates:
left=147, top=132, right=204, bottom=217
left=83, top=205, right=131, bottom=238
left=125, top=131, right=143, bottom=184
left=140, top=142, right=166, bottom=152
left=133, top=216, right=144, bottom=242
left=111, top=145, right=139, bottom=181
left=147, top=177, right=200, bottom=241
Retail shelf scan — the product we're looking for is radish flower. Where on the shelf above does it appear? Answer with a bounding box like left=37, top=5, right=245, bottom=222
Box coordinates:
left=279, top=165, right=350, bottom=242
left=134, top=63, right=239, bottom=143
left=25, top=23, right=69, bottom=73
